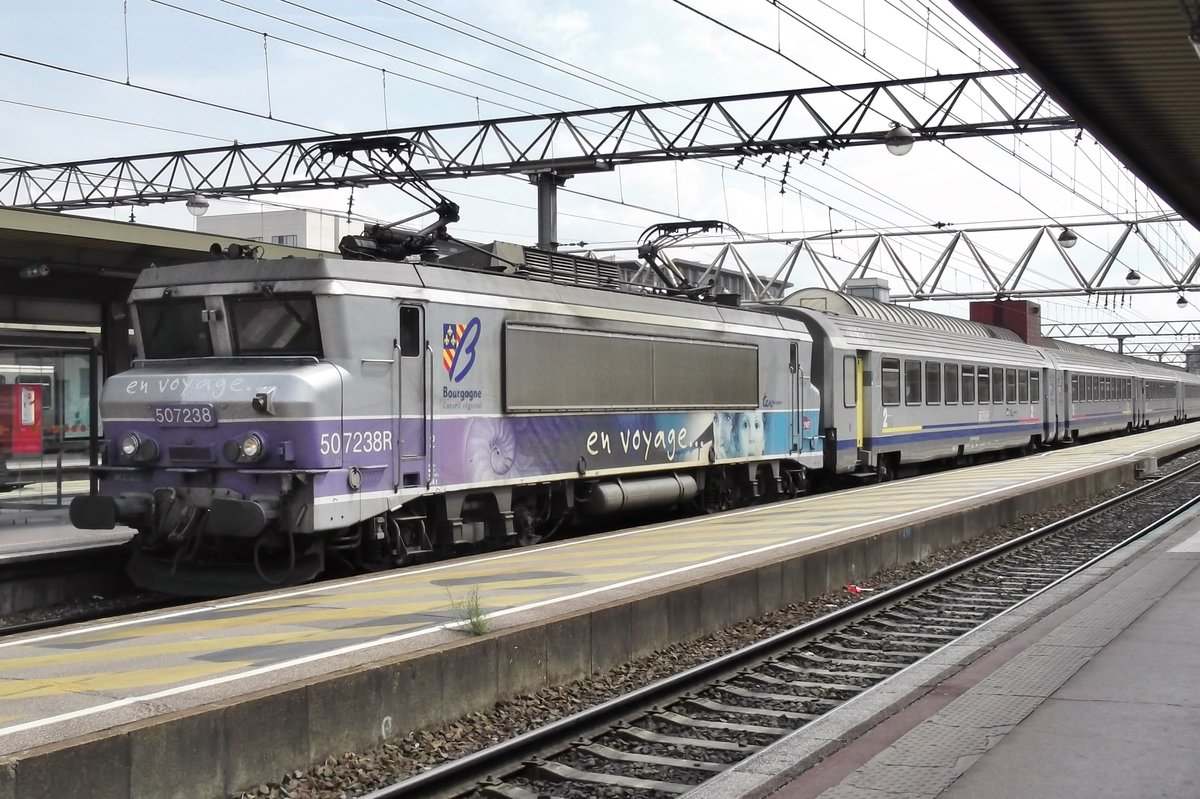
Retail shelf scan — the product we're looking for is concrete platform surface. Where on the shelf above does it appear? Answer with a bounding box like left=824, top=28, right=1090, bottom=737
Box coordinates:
left=694, top=478, right=1200, bottom=799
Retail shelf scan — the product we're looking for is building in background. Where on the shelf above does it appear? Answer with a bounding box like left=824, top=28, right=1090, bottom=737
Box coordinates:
left=1186, top=345, right=1200, bottom=374
left=197, top=209, right=353, bottom=252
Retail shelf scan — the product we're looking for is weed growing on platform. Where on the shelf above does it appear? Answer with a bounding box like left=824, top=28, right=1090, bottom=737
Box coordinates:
left=448, top=585, right=489, bottom=635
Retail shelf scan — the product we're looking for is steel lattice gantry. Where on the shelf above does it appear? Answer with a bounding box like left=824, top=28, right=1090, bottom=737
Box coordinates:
left=0, top=69, right=1073, bottom=248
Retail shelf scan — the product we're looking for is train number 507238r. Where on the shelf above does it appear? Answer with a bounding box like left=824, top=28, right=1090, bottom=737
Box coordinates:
left=319, top=430, right=394, bottom=455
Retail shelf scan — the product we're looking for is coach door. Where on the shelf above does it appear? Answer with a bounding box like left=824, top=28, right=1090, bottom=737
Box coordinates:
left=1042, top=368, right=1057, bottom=442
left=395, top=305, right=428, bottom=490
left=789, top=342, right=805, bottom=453
left=1062, top=370, right=1073, bottom=440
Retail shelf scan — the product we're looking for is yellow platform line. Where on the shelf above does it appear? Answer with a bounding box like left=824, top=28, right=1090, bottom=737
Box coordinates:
left=0, top=662, right=248, bottom=701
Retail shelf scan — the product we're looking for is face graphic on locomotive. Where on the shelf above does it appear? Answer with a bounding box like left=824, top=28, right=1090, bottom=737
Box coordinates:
left=713, top=410, right=765, bottom=459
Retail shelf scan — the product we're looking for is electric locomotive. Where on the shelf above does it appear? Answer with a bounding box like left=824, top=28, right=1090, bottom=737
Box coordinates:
left=71, top=242, right=824, bottom=595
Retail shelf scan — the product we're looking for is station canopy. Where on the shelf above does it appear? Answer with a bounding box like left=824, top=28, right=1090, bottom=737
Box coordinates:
left=951, top=0, right=1200, bottom=229
left=0, top=208, right=323, bottom=325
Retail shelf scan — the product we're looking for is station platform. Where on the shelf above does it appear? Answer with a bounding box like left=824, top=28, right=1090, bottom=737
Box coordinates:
left=690, top=466, right=1200, bottom=799
left=0, top=510, right=132, bottom=562
left=0, top=425, right=1198, bottom=798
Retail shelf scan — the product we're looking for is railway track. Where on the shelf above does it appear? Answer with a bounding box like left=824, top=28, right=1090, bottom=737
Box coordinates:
left=0, top=544, right=176, bottom=636
left=363, top=457, right=1200, bottom=799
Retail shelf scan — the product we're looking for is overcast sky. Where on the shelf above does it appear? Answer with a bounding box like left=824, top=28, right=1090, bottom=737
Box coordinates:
left=3, top=0, right=1198, bottom=347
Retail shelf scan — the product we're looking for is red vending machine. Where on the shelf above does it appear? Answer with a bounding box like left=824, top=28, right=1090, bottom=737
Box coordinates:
left=0, top=384, right=44, bottom=455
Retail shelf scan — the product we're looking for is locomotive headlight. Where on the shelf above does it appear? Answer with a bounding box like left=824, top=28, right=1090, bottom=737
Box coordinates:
left=120, top=433, right=141, bottom=458
left=118, top=432, right=158, bottom=462
left=238, top=433, right=264, bottom=461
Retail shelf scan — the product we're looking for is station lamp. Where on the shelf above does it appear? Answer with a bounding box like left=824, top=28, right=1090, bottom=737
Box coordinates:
left=186, top=194, right=210, bottom=217
left=1178, top=294, right=1189, bottom=308
left=1057, top=227, right=1078, bottom=249
left=1125, top=269, right=1141, bottom=286
left=884, top=123, right=914, bottom=156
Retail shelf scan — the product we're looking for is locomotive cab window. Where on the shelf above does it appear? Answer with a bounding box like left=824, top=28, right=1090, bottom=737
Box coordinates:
left=230, top=294, right=322, bottom=357
left=137, top=298, right=214, bottom=359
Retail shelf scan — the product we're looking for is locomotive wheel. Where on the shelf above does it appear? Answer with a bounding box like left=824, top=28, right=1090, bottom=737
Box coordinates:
left=875, top=457, right=895, bottom=483
left=514, top=504, right=542, bottom=547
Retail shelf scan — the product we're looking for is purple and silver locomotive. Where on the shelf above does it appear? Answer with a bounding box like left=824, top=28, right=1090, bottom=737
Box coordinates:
left=71, top=244, right=824, bottom=594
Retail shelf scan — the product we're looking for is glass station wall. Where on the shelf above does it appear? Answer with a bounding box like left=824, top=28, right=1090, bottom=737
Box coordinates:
left=0, top=348, right=100, bottom=454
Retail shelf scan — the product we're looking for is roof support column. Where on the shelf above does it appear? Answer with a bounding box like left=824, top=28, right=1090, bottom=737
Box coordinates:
left=530, top=171, right=569, bottom=252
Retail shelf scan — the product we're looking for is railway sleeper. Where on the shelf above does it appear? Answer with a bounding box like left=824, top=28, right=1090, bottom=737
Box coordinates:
left=770, top=663, right=894, bottom=681
left=683, top=696, right=818, bottom=722
left=716, top=684, right=841, bottom=708
left=574, top=743, right=727, bottom=773
left=474, top=781, right=541, bottom=799
left=650, top=710, right=790, bottom=736
left=745, top=673, right=866, bottom=694
left=616, top=724, right=762, bottom=752
left=527, top=759, right=693, bottom=794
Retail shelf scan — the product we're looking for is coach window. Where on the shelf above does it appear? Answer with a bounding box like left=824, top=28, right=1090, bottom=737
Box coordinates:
left=961, top=365, right=975, bottom=404
left=944, top=363, right=959, bottom=404
left=1004, top=368, right=1017, bottom=403
left=904, top=360, right=922, bottom=405
left=992, top=366, right=1005, bottom=404
left=1030, top=372, right=1041, bottom=403
left=977, top=367, right=990, bottom=405
left=398, top=306, right=421, bottom=357
left=843, top=355, right=857, bottom=407
left=1071, top=374, right=1078, bottom=401
left=1018, top=370, right=1029, bottom=403
left=925, top=361, right=941, bottom=404
left=881, top=357, right=901, bottom=405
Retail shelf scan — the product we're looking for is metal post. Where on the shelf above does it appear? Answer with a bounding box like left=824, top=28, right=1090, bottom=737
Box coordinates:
left=531, top=171, right=569, bottom=251
left=88, top=347, right=100, bottom=495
